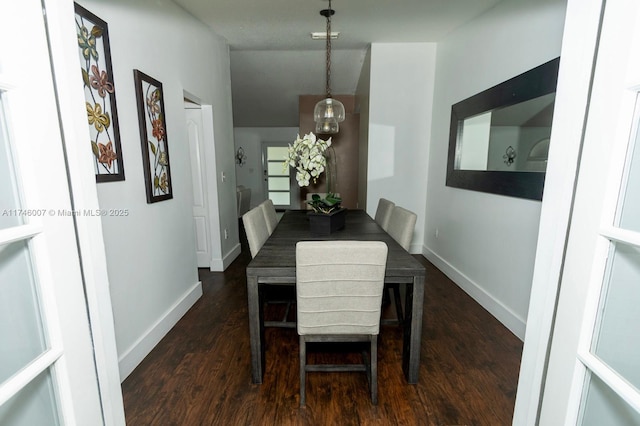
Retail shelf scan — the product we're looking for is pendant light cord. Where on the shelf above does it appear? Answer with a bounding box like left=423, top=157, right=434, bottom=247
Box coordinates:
left=325, top=0, right=332, bottom=98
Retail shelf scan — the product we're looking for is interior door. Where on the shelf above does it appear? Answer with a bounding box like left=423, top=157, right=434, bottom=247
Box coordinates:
left=185, top=104, right=211, bottom=268
left=539, top=0, right=640, bottom=423
left=0, top=0, right=107, bottom=424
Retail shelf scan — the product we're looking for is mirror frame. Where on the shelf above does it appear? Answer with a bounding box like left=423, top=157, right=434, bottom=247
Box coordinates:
left=446, top=57, right=560, bottom=201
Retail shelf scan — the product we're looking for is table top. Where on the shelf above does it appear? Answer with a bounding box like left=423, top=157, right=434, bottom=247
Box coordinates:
left=246, top=209, right=426, bottom=279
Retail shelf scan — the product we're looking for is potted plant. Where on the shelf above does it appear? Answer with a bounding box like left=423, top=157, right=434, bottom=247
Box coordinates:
left=284, top=132, right=345, bottom=234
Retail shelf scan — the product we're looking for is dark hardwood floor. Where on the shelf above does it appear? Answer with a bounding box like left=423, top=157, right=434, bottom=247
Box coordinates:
left=121, top=249, right=523, bottom=425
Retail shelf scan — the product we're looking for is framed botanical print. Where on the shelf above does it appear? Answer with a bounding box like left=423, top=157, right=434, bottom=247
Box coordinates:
left=133, top=70, right=173, bottom=203
left=74, top=3, right=125, bottom=182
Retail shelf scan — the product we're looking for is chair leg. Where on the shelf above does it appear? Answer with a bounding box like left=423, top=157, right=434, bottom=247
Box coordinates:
left=371, top=335, right=378, bottom=405
left=299, top=335, right=306, bottom=406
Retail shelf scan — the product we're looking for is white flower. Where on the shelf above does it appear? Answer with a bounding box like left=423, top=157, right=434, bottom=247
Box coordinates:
left=283, top=132, right=332, bottom=188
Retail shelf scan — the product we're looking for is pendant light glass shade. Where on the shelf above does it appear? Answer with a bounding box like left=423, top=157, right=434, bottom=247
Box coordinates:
left=315, top=117, right=339, bottom=134
left=314, top=97, right=345, bottom=134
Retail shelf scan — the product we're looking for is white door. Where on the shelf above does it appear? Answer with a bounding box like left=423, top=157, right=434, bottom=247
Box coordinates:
left=185, top=105, right=211, bottom=268
left=538, top=0, right=640, bottom=423
left=262, top=142, right=298, bottom=210
left=0, top=0, right=110, bottom=424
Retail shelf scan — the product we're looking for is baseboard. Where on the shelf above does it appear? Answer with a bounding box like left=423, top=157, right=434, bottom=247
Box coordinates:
left=209, top=243, right=241, bottom=271
left=222, top=243, right=242, bottom=270
left=210, top=256, right=224, bottom=271
left=422, top=246, right=525, bottom=340
left=118, top=281, right=203, bottom=381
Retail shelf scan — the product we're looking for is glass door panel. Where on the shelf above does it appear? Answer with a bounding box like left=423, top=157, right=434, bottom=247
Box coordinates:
left=0, top=369, right=60, bottom=426
left=0, top=240, right=47, bottom=383
left=267, top=162, right=286, bottom=175
left=619, top=119, right=640, bottom=231
left=592, top=243, right=640, bottom=388
left=0, top=94, right=23, bottom=230
left=580, top=373, right=640, bottom=425
left=0, top=52, right=66, bottom=423
left=268, top=177, right=290, bottom=191
left=576, top=92, right=640, bottom=422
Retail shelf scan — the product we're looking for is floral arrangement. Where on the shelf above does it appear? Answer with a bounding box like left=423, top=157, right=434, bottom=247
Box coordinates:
left=284, top=132, right=331, bottom=187
left=284, top=132, right=342, bottom=213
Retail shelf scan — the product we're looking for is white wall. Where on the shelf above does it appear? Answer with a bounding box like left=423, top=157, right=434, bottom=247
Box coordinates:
left=234, top=127, right=299, bottom=208
left=366, top=43, right=437, bottom=253
left=423, top=0, right=567, bottom=338
left=78, top=0, right=235, bottom=379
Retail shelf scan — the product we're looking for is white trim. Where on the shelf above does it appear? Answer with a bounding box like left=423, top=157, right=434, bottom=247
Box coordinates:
left=213, top=242, right=241, bottom=271
left=578, top=352, right=640, bottom=414
left=600, top=226, right=640, bottom=247
left=565, top=360, right=588, bottom=425
left=43, top=1, right=128, bottom=423
left=117, top=281, right=203, bottom=380
left=513, top=0, right=605, bottom=423
left=200, top=105, right=226, bottom=270
left=422, top=246, right=525, bottom=339
left=0, top=349, right=63, bottom=406
left=0, top=223, right=43, bottom=245
left=409, top=243, right=422, bottom=255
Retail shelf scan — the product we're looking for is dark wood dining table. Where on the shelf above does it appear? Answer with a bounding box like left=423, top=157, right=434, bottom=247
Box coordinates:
left=245, top=209, right=426, bottom=384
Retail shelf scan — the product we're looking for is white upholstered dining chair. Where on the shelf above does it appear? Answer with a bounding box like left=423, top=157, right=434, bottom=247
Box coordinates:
left=383, top=205, right=417, bottom=325
left=259, top=199, right=279, bottom=235
left=296, top=240, right=388, bottom=405
left=237, top=185, right=251, bottom=218
left=243, top=205, right=295, bottom=328
left=242, top=206, right=269, bottom=259
left=387, top=206, right=417, bottom=252
left=374, top=198, right=395, bottom=232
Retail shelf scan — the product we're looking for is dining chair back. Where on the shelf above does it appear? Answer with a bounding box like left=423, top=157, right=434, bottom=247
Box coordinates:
left=374, top=198, right=395, bottom=231
left=242, top=206, right=269, bottom=258
left=383, top=206, right=417, bottom=326
left=244, top=204, right=295, bottom=328
left=237, top=186, right=251, bottom=218
left=260, top=199, right=279, bottom=235
left=296, top=240, right=388, bottom=405
left=387, top=206, right=417, bottom=252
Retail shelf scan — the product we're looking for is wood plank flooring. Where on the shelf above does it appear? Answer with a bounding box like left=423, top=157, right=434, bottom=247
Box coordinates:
left=121, top=250, right=523, bottom=425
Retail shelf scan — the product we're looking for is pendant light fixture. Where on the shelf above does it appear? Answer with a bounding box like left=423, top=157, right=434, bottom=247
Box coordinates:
left=314, top=0, right=345, bottom=134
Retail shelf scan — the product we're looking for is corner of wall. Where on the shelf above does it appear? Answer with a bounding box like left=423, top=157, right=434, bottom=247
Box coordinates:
left=422, top=245, right=526, bottom=340
left=118, top=280, right=203, bottom=381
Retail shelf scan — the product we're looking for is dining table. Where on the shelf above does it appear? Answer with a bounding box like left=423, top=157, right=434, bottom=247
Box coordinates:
left=245, top=209, right=426, bottom=384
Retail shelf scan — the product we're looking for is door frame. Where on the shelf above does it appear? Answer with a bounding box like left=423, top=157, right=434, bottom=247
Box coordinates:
left=183, top=92, right=224, bottom=271
left=39, top=0, right=125, bottom=423
left=513, top=0, right=605, bottom=423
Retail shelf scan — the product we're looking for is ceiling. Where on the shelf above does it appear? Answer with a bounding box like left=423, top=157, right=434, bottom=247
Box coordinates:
left=173, top=0, right=504, bottom=127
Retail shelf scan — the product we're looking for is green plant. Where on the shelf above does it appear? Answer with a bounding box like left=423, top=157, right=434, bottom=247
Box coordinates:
left=307, top=193, right=342, bottom=214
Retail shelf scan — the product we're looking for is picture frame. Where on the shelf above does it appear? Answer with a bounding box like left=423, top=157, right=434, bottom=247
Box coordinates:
left=74, top=3, right=125, bottom=182
left=133, top=70, right=173, bottom=203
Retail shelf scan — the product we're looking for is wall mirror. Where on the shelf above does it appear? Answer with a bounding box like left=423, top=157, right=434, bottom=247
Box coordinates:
left=446, top=57, right=560, bottom=200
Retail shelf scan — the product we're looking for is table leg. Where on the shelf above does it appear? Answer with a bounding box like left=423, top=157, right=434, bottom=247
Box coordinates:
left=247, top=274, right=264, bottom=383
left=402, top=275, right=424, bottom=384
